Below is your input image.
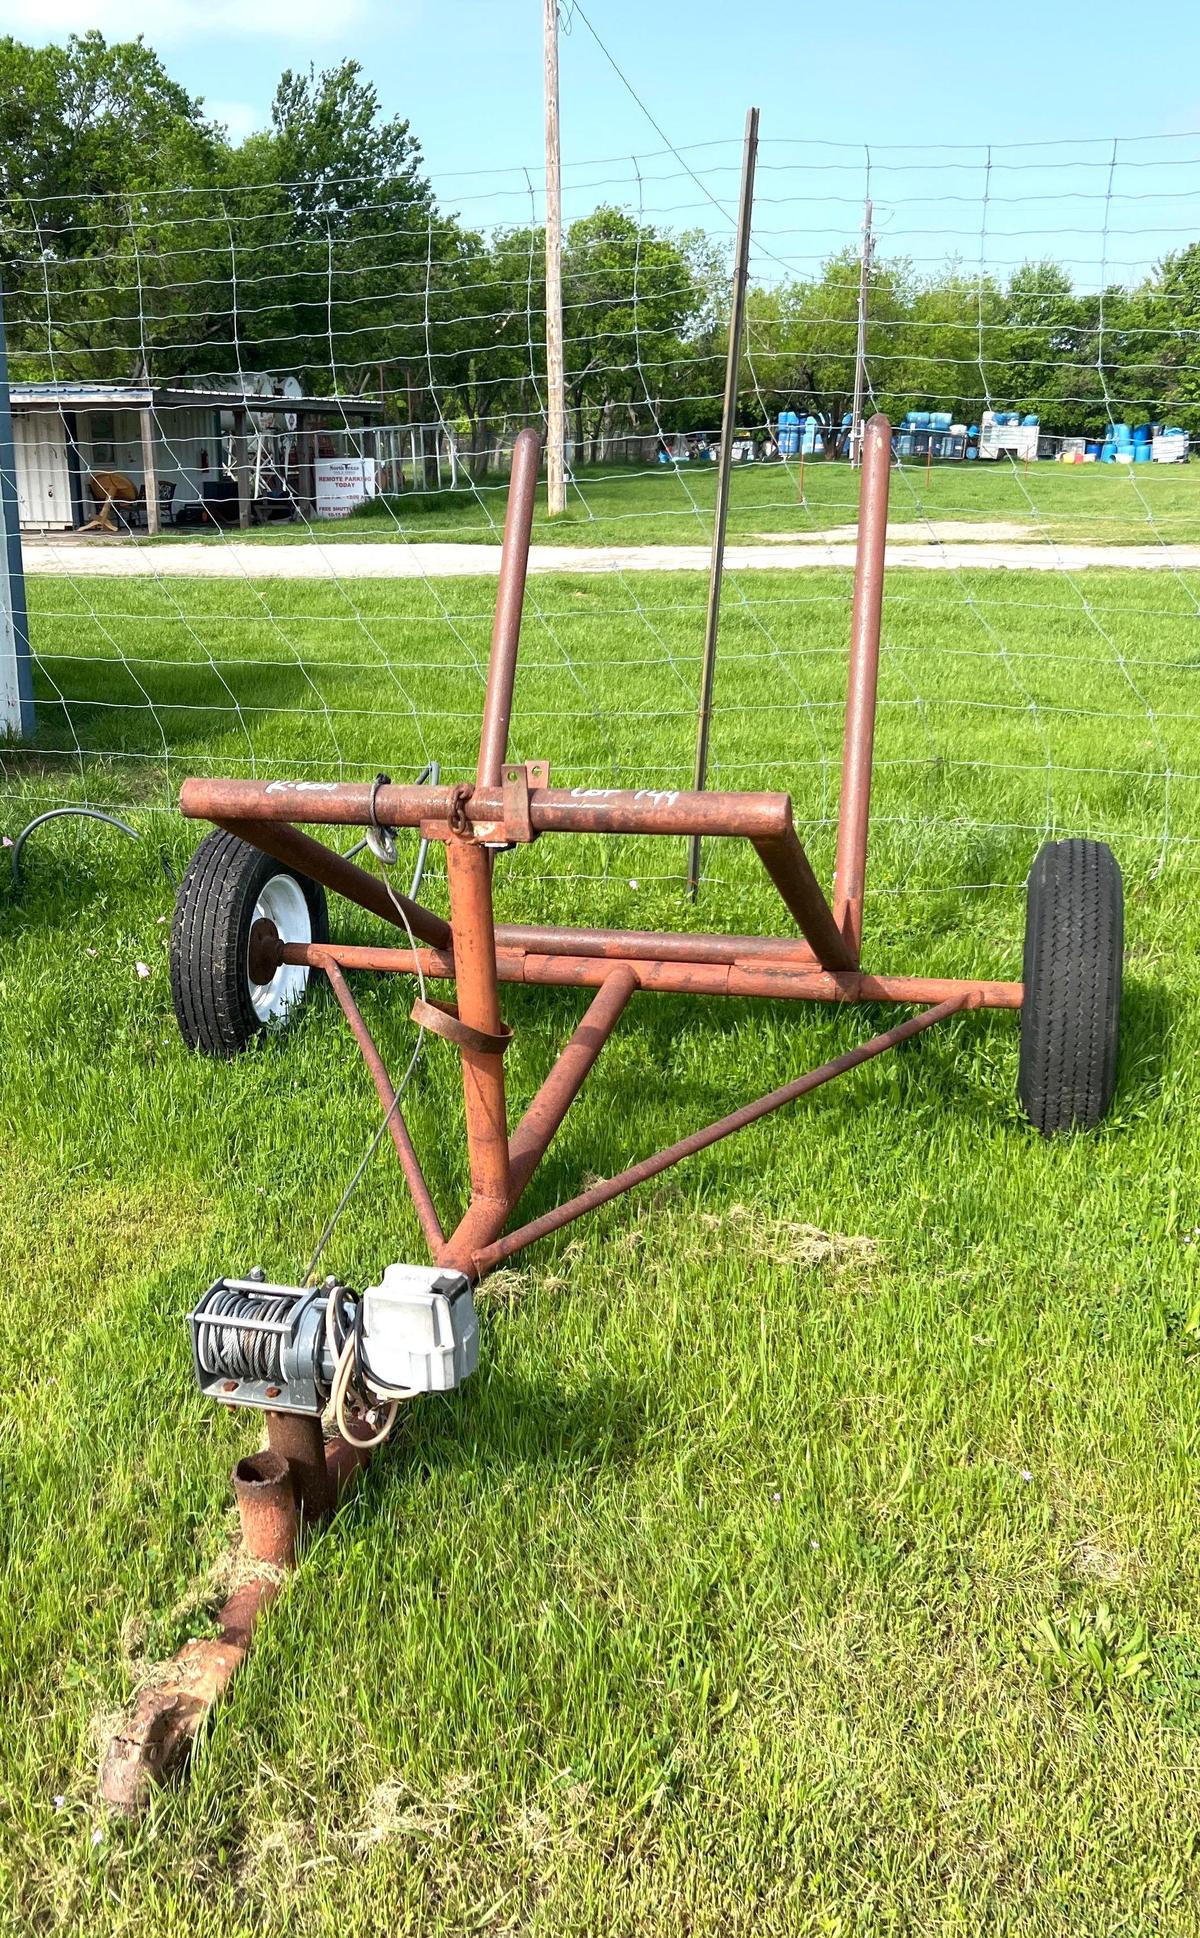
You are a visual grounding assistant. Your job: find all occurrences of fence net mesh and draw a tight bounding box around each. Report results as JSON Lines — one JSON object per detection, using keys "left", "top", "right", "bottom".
{"left": 4, "top": 128, "right": 1200, "bottom": 929}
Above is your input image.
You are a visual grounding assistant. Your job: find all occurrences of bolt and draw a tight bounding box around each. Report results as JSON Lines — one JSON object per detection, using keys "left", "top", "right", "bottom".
{"left": 249, "top": 1265, "right": 266, "bottom": 1283}
{"left": 222, "top": 1379, "right": 238, "bottom": 1393}
{"left": 265, "top": 1385, "right": 281, "bottom": 1399}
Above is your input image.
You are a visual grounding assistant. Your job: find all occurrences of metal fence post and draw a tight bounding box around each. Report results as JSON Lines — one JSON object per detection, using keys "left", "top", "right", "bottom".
{"left": 686, "top": 106, "right": 759, "bottom": 901}
{"left": 0, "top": 283, "right": 33, "bottom": 736}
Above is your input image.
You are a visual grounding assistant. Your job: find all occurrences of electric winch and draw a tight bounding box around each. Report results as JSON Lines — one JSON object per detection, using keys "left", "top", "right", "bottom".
{"left": 189, "top": 1263, "right": 479, "bottom": 1443}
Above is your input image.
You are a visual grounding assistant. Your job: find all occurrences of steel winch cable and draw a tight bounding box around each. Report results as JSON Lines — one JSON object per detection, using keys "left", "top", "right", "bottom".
{"left": 299, "top": 788, "right": 431, "bottom": 1293}
{"left": 195, "top": 1284, "right": 295, "bottom": 1385}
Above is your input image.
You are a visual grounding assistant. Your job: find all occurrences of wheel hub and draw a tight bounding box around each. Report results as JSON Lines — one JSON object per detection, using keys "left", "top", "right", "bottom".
{"left": 247, "top": 916, "right": 282, "bottom": 985}
{"left": 247, "top": 872, "right": 314, "bottom": 1023}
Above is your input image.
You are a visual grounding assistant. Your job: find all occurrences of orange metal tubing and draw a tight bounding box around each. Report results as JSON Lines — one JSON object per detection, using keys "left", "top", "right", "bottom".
{"left": 493, "top": 923, "right": 815, "bottom": 967}
{"left": 443, "top": 836, "right": 511, "bottom": 1215}
{"left": 473, "top": 996, "right": 967, "bottom": 1273}
{"left": 477, "top": 427, "right": 540, "bottom": 788}
{"left": 751, "top": 827, "right": 857, "bottom": 969}
{"left": 506, "top": 966, "right": 638, "bottom": 1199}
{"left": 279, "top": 938, "right": 1022, "bottom": 1011}
{"left": 183, "top": 779, "right": 796, "bottom": 843}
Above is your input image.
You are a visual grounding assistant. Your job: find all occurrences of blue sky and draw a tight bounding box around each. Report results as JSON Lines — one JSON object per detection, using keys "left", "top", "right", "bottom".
{"left": 3, "top": 0, "right": 1200, "bottom": 285}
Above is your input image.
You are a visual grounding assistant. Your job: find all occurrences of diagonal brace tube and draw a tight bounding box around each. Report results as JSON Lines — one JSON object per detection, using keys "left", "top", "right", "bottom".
{"left": 506, "top": 967, "right": 638, "bottom": 1201}
{"left": 473, "top": 996, "right": 967, "bottom": 1273}
{"left": 752, "top": 827, "right": 857, "bottom": 970}
{"left": 218, "top": 815, "right": 451, "bottom": 951}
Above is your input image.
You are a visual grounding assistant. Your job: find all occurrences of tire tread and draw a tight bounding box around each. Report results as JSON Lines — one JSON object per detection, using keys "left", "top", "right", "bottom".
{"left": 170, "top": 829, "right": 328, "bottom": 1056}
{"left": 1017, "top": 837, "right": 1122, "bottom": 1135}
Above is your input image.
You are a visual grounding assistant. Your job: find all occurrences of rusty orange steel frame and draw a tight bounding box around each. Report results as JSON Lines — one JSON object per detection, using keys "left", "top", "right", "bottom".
{"left": 98, "top": 413, "right": 1028, "bottom": 1813}
{"left": 181, "top": 417, "right": 1022, "bottom": 1287}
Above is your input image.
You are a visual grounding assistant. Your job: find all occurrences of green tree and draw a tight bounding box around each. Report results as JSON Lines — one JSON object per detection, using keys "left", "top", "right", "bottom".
{"left": 562, "top": 207, "right": 710, "bottom": 457}
{"left": 0, "top": 31, "right": 225, "bottom": 378}
{"left": 741, "top": 250, "right": 912, "bottom": 443}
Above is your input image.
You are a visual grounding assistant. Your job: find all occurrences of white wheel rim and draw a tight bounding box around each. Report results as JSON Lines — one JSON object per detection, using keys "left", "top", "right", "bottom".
{"left": 248, "top": 873, "right": 312, "bottom": 1023}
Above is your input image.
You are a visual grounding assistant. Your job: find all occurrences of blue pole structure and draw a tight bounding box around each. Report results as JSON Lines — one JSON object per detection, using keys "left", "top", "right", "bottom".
{"left": 0, "top": 282, "right": 33, "bottom": 735}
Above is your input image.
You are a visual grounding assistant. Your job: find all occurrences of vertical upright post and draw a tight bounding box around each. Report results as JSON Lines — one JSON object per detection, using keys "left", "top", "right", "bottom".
{"left": 444, "top": 837, "right": 512, "bottom": 1217}
{"left": 850, "top": 198, "right": 873, "bottom": 468}
{"left": 832, "top": 413, "right": 891, "bottom": 963}
{"left": 543, "top": 0, "right": 567, "bottom": 518}
{"left": 233, "top": 407, "right": 251, "bottom": 530}
{"left": 686, "top": 105, "right": 759, "bottom": 901}
{"left": 0, "top": 284, "right": 33, "bottom": 736}
{"left": 139, "top": 406, "right": 160, "bottom": 536}
{"left": 476, "top": 426, "right": 540, "bottom": 788}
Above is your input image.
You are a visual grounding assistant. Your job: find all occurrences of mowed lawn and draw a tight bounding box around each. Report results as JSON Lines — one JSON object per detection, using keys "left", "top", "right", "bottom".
{"left": 146, "top": 451, "right": 1200, "bottom": 550}
{"left": 3, "top": 562, "right": 1200, "bottom": 1933}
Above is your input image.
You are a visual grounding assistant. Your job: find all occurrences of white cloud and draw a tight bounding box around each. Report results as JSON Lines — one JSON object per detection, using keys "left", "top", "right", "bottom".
{"left": 0, "top": 0, "right": 368, "bottom": 38}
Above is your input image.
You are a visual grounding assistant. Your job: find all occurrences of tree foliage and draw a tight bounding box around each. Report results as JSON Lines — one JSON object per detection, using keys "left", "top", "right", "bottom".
{"left": 1, "top": 30, "right": 1198, "bottom": 450}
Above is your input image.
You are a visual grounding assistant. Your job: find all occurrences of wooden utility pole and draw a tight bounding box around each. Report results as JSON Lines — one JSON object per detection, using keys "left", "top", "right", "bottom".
{"left": 686, "top": 106, "right": 760, "bottom": 901}
{"left": 850, "top": 198, "right": 873, "bottom": 467}
{"left": 543, "top": 0, "right": 567, "bottom": 516}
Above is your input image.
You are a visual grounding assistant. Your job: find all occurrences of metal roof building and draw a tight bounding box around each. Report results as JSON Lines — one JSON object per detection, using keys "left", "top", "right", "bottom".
{"left": 10, "top": 380, "right": 386, "bottom": 533}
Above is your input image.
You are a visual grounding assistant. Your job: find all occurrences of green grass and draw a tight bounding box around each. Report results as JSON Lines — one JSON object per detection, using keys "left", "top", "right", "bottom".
{"left": 3, "top": 565, "right": 1200, "bottom": 1933}
{"left": 147, "top": 455, "right": 1200, "bottom": 550}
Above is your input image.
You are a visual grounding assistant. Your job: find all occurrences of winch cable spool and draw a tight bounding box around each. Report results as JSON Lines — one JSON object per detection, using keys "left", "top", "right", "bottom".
{"left": 195, "top": 1281, "right": 298, "bottom": 1387}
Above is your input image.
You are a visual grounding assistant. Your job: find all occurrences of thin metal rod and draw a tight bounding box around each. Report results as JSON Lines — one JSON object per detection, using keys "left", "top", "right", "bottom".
{"left": 477, "top": 426, "right": 540, "bottom": 788}
{"left": 320, "top": 957, "right": 445, "bottom": 1253}
{"left": 687, "top": 104, "right": 760, "bottom": 902}
{"left": 279, "top": 938, "right": 1023, "bottom": 1011}
{"left": 215, "top": 815, "right": 451, "bottom": 950}
{"left": 849, "top": 198, "right": 873, "bottom": 467}
{"left": 474, "top": 996, "right": 967, "bottom": 1271}
{"left": 832, "top": 411, "right": 891, "bottom": 961}
{"left": 506, "top": 967, "right": 637, "bottom": 1200}
{"left": 751, "top": 828, "right": 857, "bottom": 970}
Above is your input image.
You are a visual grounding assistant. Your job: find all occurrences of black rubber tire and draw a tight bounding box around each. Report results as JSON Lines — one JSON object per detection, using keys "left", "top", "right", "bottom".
{"left": 1017, "top": 837, "right": 1123, "bottom": 1136}
{"left": 170, "top": 828, "right": 328, "bottom": 1057}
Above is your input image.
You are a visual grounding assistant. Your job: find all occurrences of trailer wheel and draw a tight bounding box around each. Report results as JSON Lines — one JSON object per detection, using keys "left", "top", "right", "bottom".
{"left": 1018, "top": 837, "right": 1122, "bottom": 1136}
{"left": 171, "top": 829, "right": 329, "bottom": 1056}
